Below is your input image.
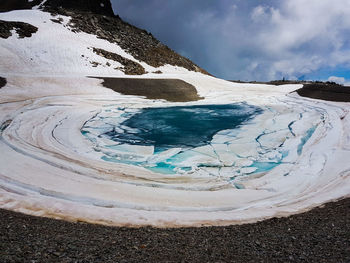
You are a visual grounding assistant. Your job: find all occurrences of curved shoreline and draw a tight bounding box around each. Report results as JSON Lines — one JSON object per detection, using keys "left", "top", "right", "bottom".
{"left": 0, "top": 75, "right": 349, "bottom": 228}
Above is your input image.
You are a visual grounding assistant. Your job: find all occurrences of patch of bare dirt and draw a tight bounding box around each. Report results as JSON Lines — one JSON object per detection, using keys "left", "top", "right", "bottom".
{"left": 95, "top": 77, "right": 203, "bottom": 102}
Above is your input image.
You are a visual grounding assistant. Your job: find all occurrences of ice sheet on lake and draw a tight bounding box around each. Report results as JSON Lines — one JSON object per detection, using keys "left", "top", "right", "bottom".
{"left": 81, "top": 101, "right": 323, "bottom": 183}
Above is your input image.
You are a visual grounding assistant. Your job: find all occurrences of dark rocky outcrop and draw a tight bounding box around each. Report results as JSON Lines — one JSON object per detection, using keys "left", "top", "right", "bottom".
{"left": 0, "top": 0, "right": 42, "bottom": 12}
{"left": 44, "top": 0, "right": 114, "bottom": 17}
{"left": 230, "top": 79, "right": 350, "bottom": 102}
{"left": 0, "top": 0, "right": 114, "bottom": 16}
{"left": 0, "top": 20, "right": 38, "bottom": 39}
{"left": 297, "top": 83, "right": 350, "bottom": 102}
{"left": 92, "top": 47, "right": 146, "bottom": 75}
{"left": 56, "top": 9, "right": 209, "bottom": 75}
{"left": 0, "top": 77, "right": 6, "bottom": 89}
{"left": 50, "top": 17, "right": 64, "bottom": 24}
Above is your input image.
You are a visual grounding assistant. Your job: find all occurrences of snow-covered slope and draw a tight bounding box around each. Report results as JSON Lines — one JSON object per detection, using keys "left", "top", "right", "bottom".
{"left": 0, "top": 9, "right": 195, "bottom": 76}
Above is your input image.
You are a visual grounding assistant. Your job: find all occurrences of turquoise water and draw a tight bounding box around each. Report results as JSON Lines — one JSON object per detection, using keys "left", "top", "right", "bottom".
{"left": 83, "top": 103, "right": 319, "bottom": 177}
{"left": 297, "top": 126, "right": 317, "bottom": 155}
{"left": 105, "top": 104, "right": 262, "bottom": 150}
{"left": 249, "top": 161, "right": 281, "bottom": 173}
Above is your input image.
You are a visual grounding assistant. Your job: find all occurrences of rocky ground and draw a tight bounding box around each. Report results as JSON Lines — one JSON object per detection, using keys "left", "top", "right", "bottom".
{"left": 0, "top": 20, "right": 38, "bottom": 39}
{"left": 0, "top": 0, "right": 210, "bottom": 76}
{"left": 231, "top": 80, "right": 350, "bottom": 102}
{"left": 0, "top": 0, "right": 113, "bottom": 15}
{"left": 0, "top": 0, "right": 43, "bottom": 12}
{"left": 0, "top": 77, "right": 6, "bottom": 88}
{"left": 1, "top": 198, "right": 349, "bottom": 262}
{"left": 92, "top": 48, "right": 146, "bottom": 75}
{"left": 296, "top": 83, "right": 350, "bottom": 102}
{"left": 45, "top": 7, "right": 209, "bottom": 75}
{"left": 44, "top": 0, "right": 114, "bottom": 16}
{"left": 96, "top": 77, "right": 203, "bottom": 102}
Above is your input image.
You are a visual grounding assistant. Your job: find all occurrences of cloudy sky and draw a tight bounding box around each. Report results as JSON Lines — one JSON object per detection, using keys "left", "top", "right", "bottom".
{"left": 112, "top": 0, "right": 350, "bottom": 83}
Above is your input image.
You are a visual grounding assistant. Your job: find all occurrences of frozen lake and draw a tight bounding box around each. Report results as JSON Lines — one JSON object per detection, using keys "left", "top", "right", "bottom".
{"left": 105, "top": 104, "right": 262, "bottom": 149}
{"left": 81, "top": 101, "right": 319, "bottom": 184}
{"left": 1, "top": 75, "right": 349, "bottom": 227}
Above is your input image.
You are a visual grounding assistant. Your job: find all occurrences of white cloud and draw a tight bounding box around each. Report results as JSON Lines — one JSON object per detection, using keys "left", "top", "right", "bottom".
{"left": 328, "top": 76, "right": 345, "bottom": 84}
{"left": 208, "top": 0, "right": 350, "bottom": 80}
{"left": 251, "top": 5, "right": 269, "bottom": 22}
{"left": 249, "top": 0, "right": 350, "bottom": 79}
{"left": 115, "top": 0, "right": 350, "bottom": 80}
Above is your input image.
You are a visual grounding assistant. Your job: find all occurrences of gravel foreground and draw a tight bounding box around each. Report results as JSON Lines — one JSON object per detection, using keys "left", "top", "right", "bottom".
{"left": 1, "top": 199, "right": 349, "bottom": 262}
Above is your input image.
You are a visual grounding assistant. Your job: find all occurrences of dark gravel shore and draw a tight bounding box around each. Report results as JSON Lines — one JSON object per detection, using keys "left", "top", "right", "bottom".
{"left": 1, "top": 198, "right": 349, "bottom": 262}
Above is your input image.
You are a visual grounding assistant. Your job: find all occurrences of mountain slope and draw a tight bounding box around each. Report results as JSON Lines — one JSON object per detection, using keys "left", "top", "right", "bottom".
{"left": 44, "top": 0, "right": 114, "bottom": 16}
{"left": 0, "top": 0, "right": 43, "bottom": 12}
{"left": 0, "top": 0, "right": 114, "bottom": 16}
{"left": 0, "top": 0, "right": 209, "bottom": 76}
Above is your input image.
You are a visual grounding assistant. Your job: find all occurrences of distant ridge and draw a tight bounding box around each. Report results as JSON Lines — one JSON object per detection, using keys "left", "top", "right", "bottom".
{"left": 0, "top": 0, "right": 114, "bottom": 16}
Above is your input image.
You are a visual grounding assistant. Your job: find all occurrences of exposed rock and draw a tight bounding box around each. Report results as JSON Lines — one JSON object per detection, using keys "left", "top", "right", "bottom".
{"left": 0, "top": 20, "right": 38, "bottom": 39}
{"left": 297, "top": 83, "right": 350, "bottom": 102}
{"left": 0, "top": 0, "right": 42, "bottom": 12}
{"left": 50, "top": 17, "right": 64, "bottom": 24}
{"left": 0, "top": 0, "right": 210, "bottom": 74}
{"left": 44, "top": 0, "right": 114, "bottom": 17}
{"left": 0, "top": 77, "right": 6, "bottom": 89}
{"left": 45, "top": 7, "right": 210, "bottom": 75}
{"left": 92, "top": 47, "right": 146, "bottom": 75}
{"left": 0, "top": 0, "right": 114, "bottom": 16}
{"left": 89, "top": 61, "right": 101, "bottom": 67}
